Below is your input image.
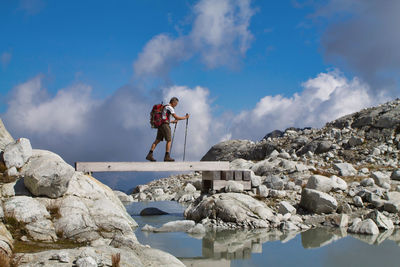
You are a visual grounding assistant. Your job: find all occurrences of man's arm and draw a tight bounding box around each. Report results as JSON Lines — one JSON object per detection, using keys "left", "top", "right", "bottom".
{"left": 172, "top": 113, "right": 190, "bottom": 122}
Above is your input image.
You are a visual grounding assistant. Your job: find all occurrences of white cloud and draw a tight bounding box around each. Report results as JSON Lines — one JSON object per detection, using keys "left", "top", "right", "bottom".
{"left": 191, "top": 0, "right": 255, "bottom": 68}
{"left": 5, "top": 76, "right": 98, "bottom": 136}
{"left": 162, "top": 85, "right": 225, "bottom": 160}
{"left": 229, "top": 70, "right": 389, "bottom": 140}
{"left": 133, "top": 34, "right": 187, "bottom": 79}
{"left": 1, "top": 52, "right": 12, "bottom": 69}
{"left": 133, "top": 0, "right": 255, "bottom": 79}
{"left": 3, "top": 76, "right": 222, "bottom": 163}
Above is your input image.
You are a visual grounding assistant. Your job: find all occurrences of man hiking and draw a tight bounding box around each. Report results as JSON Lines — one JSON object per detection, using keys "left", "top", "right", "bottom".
{"left": 146, "top": 97, "right": 190, "bottom": 162}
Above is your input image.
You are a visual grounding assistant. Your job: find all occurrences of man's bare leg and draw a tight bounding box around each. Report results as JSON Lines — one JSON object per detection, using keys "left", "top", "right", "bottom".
{"left": 164, "top": 141, "right": 175, "bottom": 161}
{"left": 146, "top": 140, "right": 160, "bottom": 162}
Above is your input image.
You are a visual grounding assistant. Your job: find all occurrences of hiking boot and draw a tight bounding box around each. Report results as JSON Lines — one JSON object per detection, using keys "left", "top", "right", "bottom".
{"left": 164, "top": 153, "right": 175, "bottom": 162}
{"left": 146, "top": 152, "right": 156, "bottom": 162}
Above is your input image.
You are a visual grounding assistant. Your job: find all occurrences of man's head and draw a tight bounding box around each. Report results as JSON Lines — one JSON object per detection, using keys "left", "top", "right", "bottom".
{"left": 169, "top": 97, "right": 179, "bottom": 107}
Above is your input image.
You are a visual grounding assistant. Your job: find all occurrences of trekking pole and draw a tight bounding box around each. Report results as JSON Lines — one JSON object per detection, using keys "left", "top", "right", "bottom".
{"left": 170, "top": 121, "right": 178, "bottom": 154}
{"left": 183, "top": 115, "right": 189, "bottom": 161}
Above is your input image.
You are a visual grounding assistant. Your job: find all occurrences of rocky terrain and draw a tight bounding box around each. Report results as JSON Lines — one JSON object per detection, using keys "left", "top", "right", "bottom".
{"left": 0, "top": 119, "right": 185, "bottom": 266}
{"left": 130, "top": 99, "right": 400, "bottom": 241}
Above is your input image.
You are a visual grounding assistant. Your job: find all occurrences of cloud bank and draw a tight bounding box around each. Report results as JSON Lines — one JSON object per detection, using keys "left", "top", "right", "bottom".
{"left": 229, "top": 70, "right": 388, "bottom": 140}
{"left": 133, "top": 0, "right": 255, "bottom": 79}
{"left": 314, "top": 0, "right": 400, "bottom": 93}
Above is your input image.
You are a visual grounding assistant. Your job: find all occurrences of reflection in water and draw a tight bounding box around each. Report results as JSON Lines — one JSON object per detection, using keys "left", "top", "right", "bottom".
{"left": 181, "top": 229, "right": 302, "bottom": 266}
{"left": 181, "top": 228, "right": 400, "bottom": 266}
{"left": 129, "top": 202, "right": 400, "bottom": 266}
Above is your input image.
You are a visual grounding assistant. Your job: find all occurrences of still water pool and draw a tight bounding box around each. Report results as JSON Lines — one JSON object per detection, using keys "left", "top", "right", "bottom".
{"left": 126, "top": 201, "right": 400, "bottom": 267}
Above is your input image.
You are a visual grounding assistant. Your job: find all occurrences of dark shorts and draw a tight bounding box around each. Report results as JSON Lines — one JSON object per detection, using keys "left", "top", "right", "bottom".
{"left": 156, "top": 123, "right": 172, "bottom": 142}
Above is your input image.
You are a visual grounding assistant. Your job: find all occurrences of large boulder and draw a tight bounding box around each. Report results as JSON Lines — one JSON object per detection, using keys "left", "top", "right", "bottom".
{"left": 0, "top": 119, "right": 13, "bottom": 150}
{"left": 140, "top": 207, "right": 169, "bottom": 216}
{"left": 3, "top": 138, "right": 32, "bottom": 169}
{"left": 22, "top": 150, "right": 75, "bottom": 198}
{"left": 300, "top": 188, "right": 337, "bottom": 214}
{"left": 142, "top": 220, "right": 196, "bottom": 233}
{"left": 201, "top": 139, "right": 276, "bottom": 161}
{"left": 306, "top": 175, "right": 333, "bottom": 192}
{"left": 201, "top": 140, "right": 255, "bottom": 161}
{"left": 53, "top": 173, "right": 138, "bottom": 243}
{"left": 184, "top": 193, "right": 274, "bottom": 228}
{"left": 3, "top": 196, "right": 57, "bottom": 241}
{"left": 348, "top": 219, "right": 379, "bottom": 235}
{"left": 366, "top": 210, "right": 394, "bottom": 230}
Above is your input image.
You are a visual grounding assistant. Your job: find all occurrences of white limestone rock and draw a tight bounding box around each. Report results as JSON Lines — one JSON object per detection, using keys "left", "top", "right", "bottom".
{"left": 371, "top": 171, "right": 390, "bottom": 187}
{"left": 22, "top": 150, "right": 75, "bottom": 198}
{"left": 333, "top": 163, "right": 357, "bottom": 177}
{"left": 185, "top": 193, "right": 273, "bottom": 228}
{"left": 3, "top": 138, "right": 32, "bottom": 169}
{"left": 366, "top": 210, "right": 394, "bottom": 230}
{"left": 278, "top": 201, "right": 296, "bottom": 215}
{"left": 348, "top": 219, "right": 379, "bottom": 235}
{"left": 305, "top": 175, "right": 333, "bottom": 192}
{"left": 300, "top": 188, "right": 337, "bottom": 214}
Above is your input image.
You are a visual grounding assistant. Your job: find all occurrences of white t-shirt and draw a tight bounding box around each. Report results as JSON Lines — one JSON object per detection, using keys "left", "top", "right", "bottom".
{"left": 162, "top": 105, "right": 175, "bottom": 122}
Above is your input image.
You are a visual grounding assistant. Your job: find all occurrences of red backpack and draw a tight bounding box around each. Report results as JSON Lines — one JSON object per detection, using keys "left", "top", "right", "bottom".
{"left": 150, "top": 103, "right": 168, "bottom": 128}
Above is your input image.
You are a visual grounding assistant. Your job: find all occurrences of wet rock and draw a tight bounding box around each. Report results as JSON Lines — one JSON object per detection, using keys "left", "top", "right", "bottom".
{"left": 348, "top": 219, "right": 379, "bottom": 235}
{"left": 187, "top": 223, "right": 206, "bottom": 235}
{"left": 281, "top": 221, "right": 300, "bottom": 231}
{"left": 300, "top": 188, "right": 337, "bottom": 214}
{"left": 185, "top": 193, "right": 273, "bottom": 228}
{"left": 144, "top": 220, "right": 196, "bottom": 233}
{"left": 333, "top": 163, "right": 357, "bottom": 177}
{"left": 3, "top": 138, "right": 32, "bottom": 169}
{"left": 332, "top": 214, "right": 349, "bottom": 228}
{"left": 140, "top": 207, "right": 169, "bottom": 216}
{"left": 366, "top": 210, "right": 394, "bottom": 230}
{"left": 113, "top": 190, "right": 134, "bottom": 203}
{"left": 22, "top": 150, "right": 75, "bottom": 198}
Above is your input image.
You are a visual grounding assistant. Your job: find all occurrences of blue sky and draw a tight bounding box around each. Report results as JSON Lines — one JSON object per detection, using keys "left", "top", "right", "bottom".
{"left": 1, "top": 0, "right": 400, "bottom": 159}
{"left": 1, "top": 0, "right": 399, "bottom": 189}
{"left": 1, "top": 0, "right": 328, "bottom": 112}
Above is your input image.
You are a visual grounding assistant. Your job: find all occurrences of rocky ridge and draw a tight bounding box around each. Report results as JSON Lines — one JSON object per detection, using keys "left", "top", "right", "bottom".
{"left": 131, "top": 99, "right": 400, "bottom": 240}
{"left": 0, "top": 119, "right": 184, "bottom": 266}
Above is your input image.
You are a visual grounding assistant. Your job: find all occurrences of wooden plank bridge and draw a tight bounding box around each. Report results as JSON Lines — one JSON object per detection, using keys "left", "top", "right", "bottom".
{"left": 75, "top": 161, "right": 230, "bottom": 173}
{"left": 74, "top": 161, "right": 252, "bottom": 191}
